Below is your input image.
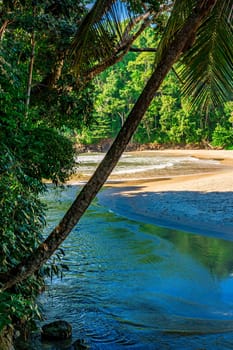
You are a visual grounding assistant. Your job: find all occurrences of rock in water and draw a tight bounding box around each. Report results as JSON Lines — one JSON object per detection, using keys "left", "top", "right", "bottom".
{"left": 41, "top": 320, "right": 72, "bottom": 340}
{"left": 70, "top": 339, "right": 89, "bottom": 349}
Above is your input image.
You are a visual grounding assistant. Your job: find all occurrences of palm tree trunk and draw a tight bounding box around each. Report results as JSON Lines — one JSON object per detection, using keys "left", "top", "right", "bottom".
{"left": 0, "top": 0, "right": 217, "bottom": 292}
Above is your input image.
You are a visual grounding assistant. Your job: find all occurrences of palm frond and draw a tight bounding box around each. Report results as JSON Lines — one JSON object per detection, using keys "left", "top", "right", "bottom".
{"left": 155, "top": 0, "right": 195, "bottom": 65}
{"left": 70, "top": 0, "right": 134, "bottom": 76}
{"left": 178, "top": 0, "right": 233, "bottom": 111}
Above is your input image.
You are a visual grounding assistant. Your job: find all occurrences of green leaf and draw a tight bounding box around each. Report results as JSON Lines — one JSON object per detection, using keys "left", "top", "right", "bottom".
{"left": 155, "top": 0, "right": 195, "bottom": 65}
{"left": 178, "top": 0, "right": 233, "bottom": 112}
{"left": 70, "top": 0, "right": 134, "bottom": 75}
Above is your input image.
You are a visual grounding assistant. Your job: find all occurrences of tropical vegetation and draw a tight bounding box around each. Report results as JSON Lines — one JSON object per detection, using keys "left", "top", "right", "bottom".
{"left": 0, "top": 0, "right": 232, "bottom": 345}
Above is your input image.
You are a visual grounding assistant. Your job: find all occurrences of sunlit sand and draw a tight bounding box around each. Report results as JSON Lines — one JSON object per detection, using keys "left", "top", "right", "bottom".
{"left": 96, "top": 150, "right": 233, "bottom": 239}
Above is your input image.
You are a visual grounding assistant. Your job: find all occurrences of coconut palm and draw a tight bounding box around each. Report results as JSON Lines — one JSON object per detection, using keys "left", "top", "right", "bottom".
{"left": 72, "top": 0, "right": 232, "bottom": 110}
{"left": 0, "top": 0, "right": 232, "bottom": 291}
{"left": 70, "top": 0, "right": 172, "bottom": 82}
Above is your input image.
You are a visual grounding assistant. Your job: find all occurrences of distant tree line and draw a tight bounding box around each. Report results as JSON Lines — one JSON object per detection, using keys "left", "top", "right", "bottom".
{"left": 79, "top": 27, "right": 233, "bottom": 148}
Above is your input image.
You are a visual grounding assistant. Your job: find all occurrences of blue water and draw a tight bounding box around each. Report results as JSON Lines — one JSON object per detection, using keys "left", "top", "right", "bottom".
{"left": 39, "top": 184, "right": 233, "bottom": 349}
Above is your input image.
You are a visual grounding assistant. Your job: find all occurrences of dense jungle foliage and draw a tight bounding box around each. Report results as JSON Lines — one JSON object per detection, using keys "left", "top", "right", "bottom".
{"left": 0, "top": 0, "right": 232, "bottom": 340}
{"left": 0, "top": 0, "right": 93, "bottom": 336}
{"left": 84, "top": 27, "right": 233, "bottom": 148}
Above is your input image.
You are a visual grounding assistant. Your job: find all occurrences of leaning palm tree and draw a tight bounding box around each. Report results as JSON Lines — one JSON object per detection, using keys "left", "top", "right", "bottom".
{"left": 0, "top": 0, "right": 232, "bottom": 291}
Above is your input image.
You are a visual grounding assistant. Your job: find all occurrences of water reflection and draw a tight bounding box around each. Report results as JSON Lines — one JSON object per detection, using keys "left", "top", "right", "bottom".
{"left": 40, "top": 185, "right": 233, "bottom": 349}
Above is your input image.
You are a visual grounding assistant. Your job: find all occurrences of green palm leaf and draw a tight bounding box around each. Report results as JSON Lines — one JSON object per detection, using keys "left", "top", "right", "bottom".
{"left": 70, "top": 0, "right": 134, "bottom": 75}
{"left": 178, "top": 0, "right": 233, "bottom": 111}
{"left": 155, "top": 0, "right": 195, "bottom": 64}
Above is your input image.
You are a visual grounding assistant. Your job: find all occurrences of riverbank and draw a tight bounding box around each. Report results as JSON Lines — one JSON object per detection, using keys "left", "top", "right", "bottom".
{"left": 38, "top": 149, "right": 233, "bottom": 350}
{"left": 97, "top": 149, "right": 233, "bottom": 240}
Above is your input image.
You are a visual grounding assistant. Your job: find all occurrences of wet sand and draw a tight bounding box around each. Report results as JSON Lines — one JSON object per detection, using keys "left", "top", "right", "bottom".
{"left": 97, "top": 150, "right": 233, "bottom": 240}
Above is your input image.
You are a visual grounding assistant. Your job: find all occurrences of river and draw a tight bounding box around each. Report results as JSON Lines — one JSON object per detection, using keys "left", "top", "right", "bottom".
{"left": 39, "top": 153, "right": 233, "bottom": 349}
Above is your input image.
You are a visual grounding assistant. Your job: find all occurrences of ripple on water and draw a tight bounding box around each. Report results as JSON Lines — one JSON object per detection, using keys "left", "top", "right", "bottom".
{"left": 39, "top": 166, "right": 233, "bottom": 349}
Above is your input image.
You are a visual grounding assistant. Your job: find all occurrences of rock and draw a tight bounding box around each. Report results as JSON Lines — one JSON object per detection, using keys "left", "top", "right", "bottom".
{"left": 14, "top": 332, "right": 43, "bottom": 350}
{"left": 69, "top": 339, "right": 89, "bottom": 349}
{"left": 42, "top": 320, "right": 72, "bottom": 341}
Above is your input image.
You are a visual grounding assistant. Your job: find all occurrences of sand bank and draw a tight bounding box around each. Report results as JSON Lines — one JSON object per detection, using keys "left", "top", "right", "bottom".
{"left": 98, "top": 150, "right": 233, "bottom": 240}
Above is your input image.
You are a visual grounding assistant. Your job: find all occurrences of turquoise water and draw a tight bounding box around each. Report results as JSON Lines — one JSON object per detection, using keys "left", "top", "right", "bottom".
{"left": 39, "top": 184, "right": 233, "bottom": 349}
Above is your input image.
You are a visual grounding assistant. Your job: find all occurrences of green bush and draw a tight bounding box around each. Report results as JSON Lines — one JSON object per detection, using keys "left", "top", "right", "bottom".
{"left": 18, "top": 127, "right": 76, "bottom": 183}
{"left": 211, "top": 124, "right": 233, "bottom": 148}
{"left": 0, "top": 146, "right": 46, "bottom": 333}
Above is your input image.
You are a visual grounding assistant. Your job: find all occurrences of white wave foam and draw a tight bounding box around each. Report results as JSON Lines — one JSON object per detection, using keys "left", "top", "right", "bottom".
{"left": 76, "top": 153, "right": 220, "bottom": 175}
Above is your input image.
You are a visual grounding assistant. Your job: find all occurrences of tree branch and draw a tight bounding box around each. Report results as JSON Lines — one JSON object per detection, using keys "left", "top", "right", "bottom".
{"left": 129, "top": 47, "right": 157, "bottom": 52}
{"left": 0, "top": 19, "right": 11, "bottom": 40}
{"left": 78, "top": 3, "right": 173, "bottom": 83}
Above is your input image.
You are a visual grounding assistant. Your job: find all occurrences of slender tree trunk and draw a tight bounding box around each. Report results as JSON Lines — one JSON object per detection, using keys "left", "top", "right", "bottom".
{"left": 25, "top": 31, "right": 36, "bottom": 113}
{"left": 0, "top": 20, "right": 10, "bottom": 41}
{"left": 0, "top": 0, "right": 217, "bottom": 292}
{"left": 32, "top": 50, "right": 65, "bottom": 93}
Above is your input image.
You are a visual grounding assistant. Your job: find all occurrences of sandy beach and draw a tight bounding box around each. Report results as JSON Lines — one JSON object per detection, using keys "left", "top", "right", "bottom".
{"left": 97, "top": 149, "right": 233, "bottom": 240}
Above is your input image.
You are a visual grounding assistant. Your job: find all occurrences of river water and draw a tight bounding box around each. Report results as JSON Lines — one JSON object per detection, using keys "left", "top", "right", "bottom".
{"left": 39, "top": 153, "right": 233, "bottom": 349}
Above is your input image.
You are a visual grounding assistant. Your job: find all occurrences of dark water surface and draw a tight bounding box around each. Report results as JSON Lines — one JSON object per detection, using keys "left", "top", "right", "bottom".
{"left": 39, "top": 184, "right": 233, "bottom": 349}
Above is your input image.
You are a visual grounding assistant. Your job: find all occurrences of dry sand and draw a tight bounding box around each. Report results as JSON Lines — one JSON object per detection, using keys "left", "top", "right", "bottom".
{"left": 98, "top": 150, "right": 233, "bottom": 240}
